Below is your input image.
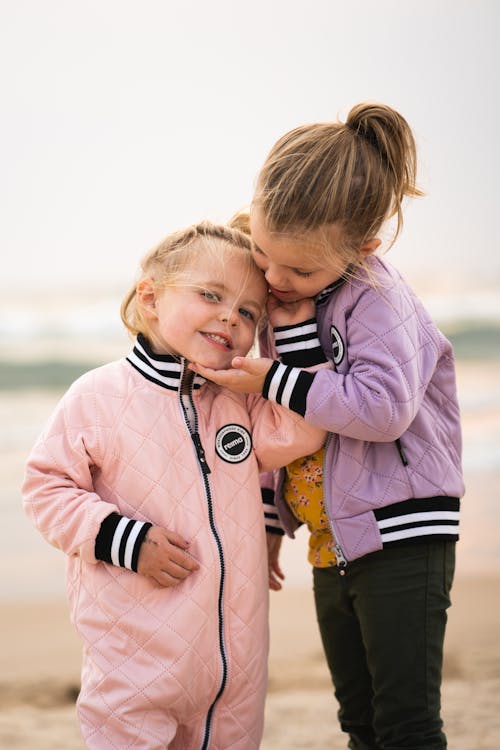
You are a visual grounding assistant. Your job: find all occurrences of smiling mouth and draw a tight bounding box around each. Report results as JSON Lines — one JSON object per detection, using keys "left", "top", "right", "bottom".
{"left": 202, "top": 332, "right": 233, "bottom": 350}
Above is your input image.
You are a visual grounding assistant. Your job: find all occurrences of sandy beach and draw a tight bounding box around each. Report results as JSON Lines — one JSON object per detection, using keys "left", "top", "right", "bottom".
{"left": 1, "top": 359, "right": 500, "bottom": 748}
{"left": 1, "top": 573, "right": 500, "bottom": 749}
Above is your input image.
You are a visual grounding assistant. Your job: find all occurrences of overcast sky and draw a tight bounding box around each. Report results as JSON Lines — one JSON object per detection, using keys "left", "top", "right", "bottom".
{"left": 1, "top": 0, "right": 499, "bottom": 299}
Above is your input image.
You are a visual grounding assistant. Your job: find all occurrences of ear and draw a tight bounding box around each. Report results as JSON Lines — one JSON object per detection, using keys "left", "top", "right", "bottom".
{"left": 359, "top": 238, "right": 381, "bottom": 257}
{"left": 136, "top": 278, "right": 158, "bottom": 320}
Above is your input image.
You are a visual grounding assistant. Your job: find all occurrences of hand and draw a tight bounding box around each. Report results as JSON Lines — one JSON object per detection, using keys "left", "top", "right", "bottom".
{"left": 137, "top": 526, "right": 199, "bottom": 587}
{"left": 267, "top": 293, "right": 316, "bottom": 328}
{"left": 190, "top": 356, "right": 274, "bottom": 394}
{"left": 267, "top": 532, "right": 285, "bottom": 591}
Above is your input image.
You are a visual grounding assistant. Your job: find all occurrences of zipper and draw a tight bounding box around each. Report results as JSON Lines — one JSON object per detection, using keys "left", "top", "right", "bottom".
{"left": 192, "top": 431, "right": 211, "bottom": 474}
{"left": 333, "top": 542, "right": 348, "bottom": 573}
{"left": 178, "top": 365, "right": 227, "bottom": 749}
{"left": 323, "top": 436, "right": 410, "bottom": 573}
{"left": 322, "top": 433, "right": 348, "bottom": 575}
{"left": 395, "top": 437, "right": 408, "bottom": 466}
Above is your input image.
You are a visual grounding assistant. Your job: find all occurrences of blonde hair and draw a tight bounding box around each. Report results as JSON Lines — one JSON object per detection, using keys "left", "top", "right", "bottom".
{"left": 121, "top": 220, "right": 254, "bottom": 338}
{"left": 253, "top": 102, "right": 423, "bottom": 274}
{"left": 228, "top": 207, "right": 251, "bottom": 236}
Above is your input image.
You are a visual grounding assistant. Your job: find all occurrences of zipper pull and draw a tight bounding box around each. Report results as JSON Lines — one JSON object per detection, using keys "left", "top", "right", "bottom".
{"left": 192, "top": 432, "right": 211, "bottom": 474}
{"left": 395, "top": 438, "right": 408, "bottom": 466}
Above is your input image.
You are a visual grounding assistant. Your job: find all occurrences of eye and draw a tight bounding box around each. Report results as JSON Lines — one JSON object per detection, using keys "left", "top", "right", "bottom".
{"left": 293, "top": 269, "right": 313, "bottom": 278}
{"left": 201, "top": 289, "right": 220, "bottom": 302}
{"left": 239, "top": 307, "right": 255, "bottom": 321}
{"left": 251, "top": 247, "right": 267, "bottom": 266}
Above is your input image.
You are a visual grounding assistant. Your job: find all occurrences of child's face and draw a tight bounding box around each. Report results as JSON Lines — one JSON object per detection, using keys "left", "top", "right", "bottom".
{"left": 250, "top": 207, "right": 346, "bottom": 303}
{"left": 141, "top": 251, "right": 267, "bottom": 369}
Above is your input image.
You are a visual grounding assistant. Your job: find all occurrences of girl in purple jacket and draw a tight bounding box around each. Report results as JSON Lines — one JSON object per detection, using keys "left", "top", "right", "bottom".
{"left": 192, "top": 103, "right": 465, "bottom": 750}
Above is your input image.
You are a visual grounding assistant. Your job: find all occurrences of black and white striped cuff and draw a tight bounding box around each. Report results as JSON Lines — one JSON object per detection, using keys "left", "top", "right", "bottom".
{"left": 374, "top": 497, "right": 460, "bottom": 546}
{"left": 262, "top": 361, "right": 315, "bottom": 417}
{"left": 262, "top": 487, "right": 284, "bottom": 535}
{"left": 95, "top": 513, "right": 152, "bottom": 572}
{"left": 273, "top": 318, "right": 327, "bottom": 366}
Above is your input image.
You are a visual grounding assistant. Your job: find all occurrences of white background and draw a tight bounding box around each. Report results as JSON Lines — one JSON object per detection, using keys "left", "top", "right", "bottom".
{"left": 1, "top": 0, "right": 499, "bottom": 299}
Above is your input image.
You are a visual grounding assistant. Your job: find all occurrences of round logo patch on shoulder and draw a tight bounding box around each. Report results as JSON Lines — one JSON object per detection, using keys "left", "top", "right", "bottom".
{"left": 215, "top": 424, "right": 252, "bottom": 463}
{"left": 330, "top": 325, "right": 345, "bottom": 366}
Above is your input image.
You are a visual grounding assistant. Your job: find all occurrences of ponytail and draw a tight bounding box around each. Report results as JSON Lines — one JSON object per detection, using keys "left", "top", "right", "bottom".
{"left": 346, "top": 103, "right": 423, "bottom": 240}
{"left": 254, "top": 102, "right": 423, "bottom": 265}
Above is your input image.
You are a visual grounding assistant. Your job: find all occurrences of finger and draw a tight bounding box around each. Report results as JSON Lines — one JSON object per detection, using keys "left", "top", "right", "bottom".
{"left": 194, "top": 367, "right": 249, "bottom": 388}
{"left": 189, "top": 363, "right": 225, "bottom": 380}
{"left": 269, "top": 574, "right": 283, "bottom": 591}
{"left": 188, "top": 362, "right": 204, "bottom": 375}
{"left": 164, "top": 529, "right": 191, "bottom": 550}
{"left": 270, "top": 561, "right": 285, "bottom": 580}
{"left": 165, "top": 547, "right": 199, "bottom": 572}
{"left": 196, "top": 370, "right": 233, "bottom": 386}
{"left": 231, "top": 356, "right": 249, "bottom": 370}
{"left": 160, "top": 559, "right": 197, "bottom": 579}
{"left": 189, "top": 363, "right": 222, "bottom": 379}
{"left": 231, "top": 357, "right": 269, "bottom": 374}
{"left": 150, "top": 570, "right": 187, "bottom": 588}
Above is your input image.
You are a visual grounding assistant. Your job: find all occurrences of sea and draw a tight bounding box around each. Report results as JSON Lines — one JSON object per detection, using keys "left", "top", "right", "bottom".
{"left": 1, "top": 288, "right": 500, "bottom": 600}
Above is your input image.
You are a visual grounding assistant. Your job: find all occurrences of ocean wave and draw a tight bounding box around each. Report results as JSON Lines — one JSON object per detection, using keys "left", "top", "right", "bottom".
{"left": 0, "top": 360, "right": 101, "bottom": 391}
{"left": 0, "top": 323, "right": 499, "bottom": 390}
{"left": 446, "top": 324, "right": 500, "bottom": 360}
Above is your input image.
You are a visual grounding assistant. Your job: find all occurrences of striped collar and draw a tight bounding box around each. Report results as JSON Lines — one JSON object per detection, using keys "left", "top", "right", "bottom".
{"left": 315, "top": 275, "right": 348, "bottom": 306}
{"left": 126, "top": 334, "right": 206, "bottom": 392}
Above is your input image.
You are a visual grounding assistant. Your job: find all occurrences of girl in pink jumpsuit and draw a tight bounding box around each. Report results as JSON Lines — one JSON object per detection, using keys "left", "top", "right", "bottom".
{"left": 22, "top": 221, "right": 326, "bottom": 749}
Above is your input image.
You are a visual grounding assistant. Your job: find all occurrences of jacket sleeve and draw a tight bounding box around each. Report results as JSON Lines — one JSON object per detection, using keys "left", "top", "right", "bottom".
{"left": 247, "top": 393, "right": 326, "bottom": 473}
{"left": 248, "top": 317, "right": 328, "bottom": 474}
{"left": 257, "top": 321, "right": 283, "bottom": 533}
{"left": 21, "top": 376, "right": 150, "bottom": 569}
{"left": 262, "top": 284, "right": 449, "bottom": 442}
{"left": 256, "top": 316, "right": 329, "bottom": 532}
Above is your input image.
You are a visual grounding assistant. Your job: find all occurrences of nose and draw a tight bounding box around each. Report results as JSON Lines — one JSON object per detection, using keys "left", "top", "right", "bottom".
{"left": 220, "top": 306, "right": 238, "bottom": 326}
{"left": 264, "top": 263, "right": 287, "bottom": 290}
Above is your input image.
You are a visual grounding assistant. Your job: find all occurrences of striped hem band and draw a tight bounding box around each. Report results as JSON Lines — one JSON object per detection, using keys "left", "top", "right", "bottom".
{"left": 375, "top": 497, "right": 460, "bottom": 546}
{"left": 263, "top": 487, "right": 284, "bottom": 534}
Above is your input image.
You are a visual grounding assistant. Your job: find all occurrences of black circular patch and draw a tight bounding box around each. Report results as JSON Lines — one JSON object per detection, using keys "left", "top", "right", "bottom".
{"left": 330, "top": 325, "right": 345, "bottom": 366}
{"left": 215, "top": 424, "right": 252, "bottom": 463}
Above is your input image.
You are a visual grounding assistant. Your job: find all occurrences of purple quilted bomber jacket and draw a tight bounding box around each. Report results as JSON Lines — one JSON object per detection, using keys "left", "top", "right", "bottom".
{"left": 262, "top": 255, "right": 465, "bottom": 566}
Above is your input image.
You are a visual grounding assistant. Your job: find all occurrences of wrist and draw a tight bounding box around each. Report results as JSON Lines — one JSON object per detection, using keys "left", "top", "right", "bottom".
{"left": 95, "top": 512, "right": 152, "bottom": 572}
{"left": 262, "top": 361, "right": 315, "bottom": 416}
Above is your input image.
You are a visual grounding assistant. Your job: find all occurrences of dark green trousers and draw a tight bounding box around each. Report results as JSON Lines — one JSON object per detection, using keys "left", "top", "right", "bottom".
{"left": 313, "top": 541, "right": 455, "bottom": 750}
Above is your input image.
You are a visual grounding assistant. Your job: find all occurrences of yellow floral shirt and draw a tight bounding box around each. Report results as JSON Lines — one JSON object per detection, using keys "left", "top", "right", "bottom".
{"left": 282, "top": 447, "right": 337, "bottom": 567}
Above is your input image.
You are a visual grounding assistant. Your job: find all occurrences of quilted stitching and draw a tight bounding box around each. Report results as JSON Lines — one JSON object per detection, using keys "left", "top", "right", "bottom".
{"left": 23, "top": 356, "right": 323, "bottom": 748}
{"left": 306, "top": 258, "right": 465, "bottom": 562}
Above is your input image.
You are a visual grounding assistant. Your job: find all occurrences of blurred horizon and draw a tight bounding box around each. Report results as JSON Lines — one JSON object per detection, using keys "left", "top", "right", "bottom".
{"left": 1, "top": 282, "right": 500, "bottom": 392}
